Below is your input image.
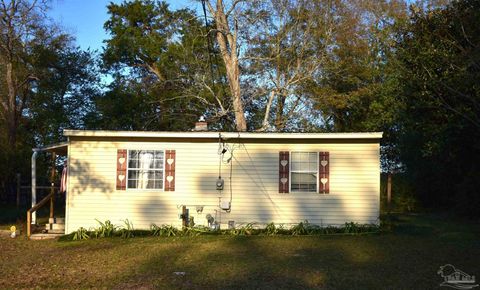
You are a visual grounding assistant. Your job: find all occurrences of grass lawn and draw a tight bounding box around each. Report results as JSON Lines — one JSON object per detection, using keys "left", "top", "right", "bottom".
{"left": 0, "top": 213, "right": 479, "bottom": 289}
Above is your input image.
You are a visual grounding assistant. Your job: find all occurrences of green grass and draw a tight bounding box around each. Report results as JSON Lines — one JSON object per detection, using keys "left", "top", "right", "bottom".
{"left": 0, "top": 213, "right": 479, "bottom": 289}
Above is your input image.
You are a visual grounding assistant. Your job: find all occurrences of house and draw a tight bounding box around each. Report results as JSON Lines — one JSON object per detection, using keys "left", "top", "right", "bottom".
{"left": 29, "top": 122, "right": 383, "bottom": 235}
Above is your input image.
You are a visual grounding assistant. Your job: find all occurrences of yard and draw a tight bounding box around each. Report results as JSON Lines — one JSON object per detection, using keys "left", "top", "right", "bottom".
{"left": 0, "top": 213, "right": 479, "bottom": 289}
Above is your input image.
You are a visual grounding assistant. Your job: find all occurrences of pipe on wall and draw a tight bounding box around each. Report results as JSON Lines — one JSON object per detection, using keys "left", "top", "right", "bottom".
{"left": 31, "top": 150, "right": 38, "bottom": 224}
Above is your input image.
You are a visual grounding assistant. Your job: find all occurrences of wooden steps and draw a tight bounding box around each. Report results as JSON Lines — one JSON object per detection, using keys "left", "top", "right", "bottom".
{"left": 29, "top": 233, "right": 64, "bottom": 240}
{"left": 30, "top": 217, "right": 65, "bottom": 240}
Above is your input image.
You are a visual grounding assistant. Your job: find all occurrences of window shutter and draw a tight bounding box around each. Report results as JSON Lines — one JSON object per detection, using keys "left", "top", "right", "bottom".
{"left": 279, "top": 151, "right": 290, "bottom": 193}
{"left": 165, "top": 150, "right": 176, "bottom": 191}
{"left": 319, "top": 152, "right": 329, "bottom": 194}
{"left": 116, "top": 149, "right": 127, "bottom": 190}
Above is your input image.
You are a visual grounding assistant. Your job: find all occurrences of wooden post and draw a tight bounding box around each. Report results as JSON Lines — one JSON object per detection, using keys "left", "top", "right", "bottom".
{"left": 16, "top": 173, "right": 21, "bottom": 208}
{"left": 49, "top": 153, "right": 56, "bottom": 219}
{"left": 27, "top": 212, "right": 31, "bottom": 238}
{"left": 182, "top": 206, "right": 187, "bottom": 228}
{"left": 387, "top": 173, "right": 392, "bottom": 210}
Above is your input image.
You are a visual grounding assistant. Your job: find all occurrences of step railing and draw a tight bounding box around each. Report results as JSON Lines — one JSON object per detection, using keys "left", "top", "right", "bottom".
{"left": 27, "top": 190, "right": 56, "bottom": 238}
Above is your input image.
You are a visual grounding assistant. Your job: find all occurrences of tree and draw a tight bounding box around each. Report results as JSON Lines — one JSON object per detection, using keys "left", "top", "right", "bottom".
{"left": 395, "top": 0, "right": 480, "bottom": 216}
{"left": 205, "top": 0, "right": 408, "bottom": 133}
{"left": 241, "top": 0, "right": 336, "bottom": 131}
{"left": 0, "top": 0, "right": 99, "bottom": 199}
{"left": 204, "top": 0, "right": 247, "bottom": 131}
{"left": 0, "top": 0, "right": 70, "bottom": 147}
{"left": 28, "top": 47, "right": 99, "bottom": 145}
{"left": 301, "top": 0, "right": 407, "bottom": 132}
{"left": 102, "top": 0, "right": 231, "bottom": 130}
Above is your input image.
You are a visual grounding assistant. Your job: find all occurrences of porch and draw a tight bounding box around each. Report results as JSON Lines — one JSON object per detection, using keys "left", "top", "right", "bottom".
{"left": 27, "top": 142, "right": 68, "bottom": 239}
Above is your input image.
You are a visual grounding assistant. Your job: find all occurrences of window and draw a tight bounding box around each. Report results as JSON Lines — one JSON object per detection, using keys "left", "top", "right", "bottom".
{"left": 127, "top": 150, "right": 164, "bottom": 189}
{"left": 290, "top": 152, "right": 318, "bottom": 192}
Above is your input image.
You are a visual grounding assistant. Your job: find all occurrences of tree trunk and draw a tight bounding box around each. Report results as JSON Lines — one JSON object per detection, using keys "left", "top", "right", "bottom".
{"left": 275, "top": 95, "right": 286, "bottom": 130}
{"left": 259, "top": 90, "right": 276, "bottom": 131}
{"left": 207, "top": 0, "right": 247, "bottom": 132}
{"left": 5, "top": 62, "right": 18, "bottom": 147}
{"left": 225, "top": 57, "right": 247, "bottom": 131}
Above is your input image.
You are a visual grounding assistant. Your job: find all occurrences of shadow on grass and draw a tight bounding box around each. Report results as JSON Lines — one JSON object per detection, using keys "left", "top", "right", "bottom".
{"left": 2, "top": 212, "right": 480, "bottom": 289}
{"left": 111, "top": 213, "right": 480, "bottom": 289}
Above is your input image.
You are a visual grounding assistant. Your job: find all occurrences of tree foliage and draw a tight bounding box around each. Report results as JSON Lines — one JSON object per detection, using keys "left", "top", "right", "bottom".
{"left": 0, "top": 0, "right": 99, "bottom": 199}
{"left": 395, "top": 0, "right": 480, "bottom": 216}
{"left": 100, "top": 0, "right": 231, "bottom": 131}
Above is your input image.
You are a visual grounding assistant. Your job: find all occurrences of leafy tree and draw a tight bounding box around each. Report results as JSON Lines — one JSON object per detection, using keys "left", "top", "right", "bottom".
{"left": 242, "top": 0, "right": 336, "bottom": 131}
{"left": 101, "top": 0, "right": 229, "bottom": 131}
{"left": 28, "top": 47, "right": 99, "bottom": 145}
{"left": 0, "top": 0, "right": 99, "bottom": 200}
{"left": 395, "top": 0, "right": 480, "bottom": 216}
{"left": 304, "top": 0, "right": 407, "bottom": 133}
{"left": 0, "top": 0, "right": 70, "bottom": 147}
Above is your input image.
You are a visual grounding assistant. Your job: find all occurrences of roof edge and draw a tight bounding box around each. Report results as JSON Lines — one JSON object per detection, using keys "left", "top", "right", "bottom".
{"left": 64, "top": 130, "right": 383, "bottom": 140}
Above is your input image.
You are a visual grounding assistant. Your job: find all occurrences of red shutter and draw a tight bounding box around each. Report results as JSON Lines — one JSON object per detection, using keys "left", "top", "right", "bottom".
{"left": 116, "top": 149, "right": 127, "bottom": 190}
{"left": 279, "top": 151, "right": 290, "bottom": 193}
{"left": 164, "top": 150, "right": 176, "bottom": 191}
{"left": 319, "top": 152, "right": 330, "bottom": 194}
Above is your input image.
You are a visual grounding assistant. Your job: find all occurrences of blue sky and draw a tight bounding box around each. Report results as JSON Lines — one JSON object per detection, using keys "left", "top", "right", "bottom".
{"left": 48, "top": 0, "right": 200, "bottom": 51}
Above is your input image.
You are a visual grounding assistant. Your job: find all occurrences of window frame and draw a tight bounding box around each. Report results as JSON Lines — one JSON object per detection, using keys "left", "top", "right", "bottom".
{"left": 289, "top": 151, "right": 319, "bottom": 193}
{"left": 126, "top": 149, "right": 165, "bottom": 191}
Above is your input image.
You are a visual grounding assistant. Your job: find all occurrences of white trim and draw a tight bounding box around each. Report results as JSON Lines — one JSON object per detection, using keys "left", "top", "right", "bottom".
{"left": 33, "top": 142, "right": 68, "bottom": 155}
{"left": 126, "top": 149, "right": 165, "bottom": 191}
{"left": 65, "top": 139, "right": 71, "bottom": 233}
{"left": 289, "top": 151, "right": 319, "bottom": 193}
{"left": 64, "top": 130, "right": 382, "bottom": 140}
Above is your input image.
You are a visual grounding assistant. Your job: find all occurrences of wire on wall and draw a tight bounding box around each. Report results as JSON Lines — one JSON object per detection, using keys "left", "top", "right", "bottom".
{"left": 218, "top": 133, "right": 240, "bottom": 211}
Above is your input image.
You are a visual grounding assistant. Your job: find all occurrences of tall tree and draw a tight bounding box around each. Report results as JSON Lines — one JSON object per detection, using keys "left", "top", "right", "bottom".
{"left": 204, "top": 0, "right": 247, "bottom": 131}
{"left": 303, "top": 0, "right": 407, "bottom": 132}
{"left": 0, "top": 0, "right": 99, "bottom": 199}
{"left": 102, "top": 0, "right": 229, "bottom": 130}
{"left": 242, "top": 0, "right": 337, "bottom": 131}
{"left": 0, "top": 0, "right": 71, "bottom": 147}
{"left": 28, "top": 47, "right": 99, "bottom": 145}
{"left": 395, "top": 0, "right": 480, "bottom": 216}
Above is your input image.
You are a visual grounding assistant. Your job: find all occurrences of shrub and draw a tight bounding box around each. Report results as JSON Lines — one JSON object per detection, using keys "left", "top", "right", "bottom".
{"left": 93, "top": 219, "right": 117, "bottom": 238}
{"left": 64, "top": 220, "right": 380, "bottom": 241}
{"left": 72, "top": 227, "right": 89, "bottom": 240}
{"left": 264, "top": 222, "right": 278, "bottom": 236}
{"left": 291, "top": 220, "right": 309, "bottom": 235}
{"left": 119, "top": 219, "right": 134, "bottom": 239}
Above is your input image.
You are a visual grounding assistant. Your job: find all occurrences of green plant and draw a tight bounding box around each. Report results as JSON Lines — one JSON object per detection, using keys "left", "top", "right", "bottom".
{"left": 119, "top": 219, "right": 134, "bottom": 239}
{"left": 73, "top": 227, "right": 90, "bottom": 240}
{"left": 291, "top": 220, "right": 309, "bottom": 235}
{"left": 343, "top": 222, "right": 360, "bottom": 234}
{"left": 151, "top": 224, "right": 178, "bottom": 237}
{"left": 264, "top": 222, "right": 278, "bottom": 236}
{"left": 93, "top": 219, "right": 117, "bottom": 238}
{"left": 225, "top": 223, "right": 255, "bottom": 236}
{"left": 237, "top": 223, "right": 255, "bottom": 236}
{"left": 150, "top": 224, "right": 161, "bottom": 236}
{"left": 181, "top": 226, "right": 201, "bottom": 237}
{"left": 323, "top": 226, "right": 339, "bottom": 234}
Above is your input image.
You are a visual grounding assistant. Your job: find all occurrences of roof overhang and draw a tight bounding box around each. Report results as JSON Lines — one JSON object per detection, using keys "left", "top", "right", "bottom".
{"left": 64, "top": 130, "right": 382, "bottom": 141}
{"left": 33, "top": 142, "right": 68, "bottom": 156}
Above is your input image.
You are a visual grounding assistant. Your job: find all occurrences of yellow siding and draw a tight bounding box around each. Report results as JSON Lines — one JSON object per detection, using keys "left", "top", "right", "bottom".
{"left": 65, "top": 138, "right": 380, "bottom": 233}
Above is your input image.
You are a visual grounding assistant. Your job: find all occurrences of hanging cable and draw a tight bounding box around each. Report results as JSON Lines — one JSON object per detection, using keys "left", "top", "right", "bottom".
{"left": 201, "top": 0, "right": 217, "bottom": 90}
{"left": 200, "top": 0, "right": 227, "bottom": 117}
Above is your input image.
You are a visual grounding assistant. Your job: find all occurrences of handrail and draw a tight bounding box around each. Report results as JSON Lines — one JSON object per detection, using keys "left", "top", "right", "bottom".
{"left": 27, "top": 190, "right": 55, "bottom": 238}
